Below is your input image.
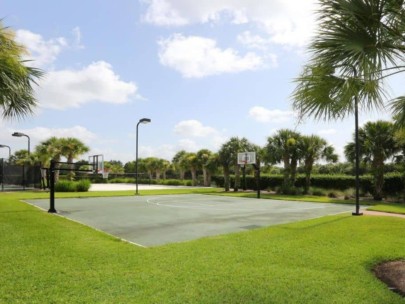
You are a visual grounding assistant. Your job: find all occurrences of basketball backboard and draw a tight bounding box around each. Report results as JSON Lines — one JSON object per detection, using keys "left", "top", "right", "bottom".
{"left": 237, "top": 152, "right": 256, "bottom": 165}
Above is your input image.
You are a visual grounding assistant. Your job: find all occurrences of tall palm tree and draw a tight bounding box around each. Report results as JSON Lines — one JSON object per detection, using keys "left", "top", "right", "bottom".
{"left": 264, "top": 129, "right": 303, "bottom": 192}
{"left": 292, "top": 0, "right": 405, "bottom": 212}
{"left": 344, "top": 120, "right": 399, "bottom": 200}
{"left": 183, "top": 152, "right": 199, "bottom": 186}
{"left": 218, "top": 137, "right": 256, "bottom": 192}
{"left": 0, "top": 22, "right": 44, "bottom": 119}
{"left": 172, "top": 150, "right": 187, "bottom": 180}
{"left": 300, "top": 135, "right": 338, "bottom": 194}
{"left": 35, "top": 137, "right": 64, "bottom": 182}
{"left": 196, "top": 149, "right": 212, "bottom": 187}
{"left": 60, "top": 137, "right": 90, "bottom": 180}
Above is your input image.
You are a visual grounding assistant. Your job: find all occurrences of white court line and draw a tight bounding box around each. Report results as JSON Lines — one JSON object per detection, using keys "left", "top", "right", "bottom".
{"left": 146, "top": 198, "right": 327, "bottom": 212}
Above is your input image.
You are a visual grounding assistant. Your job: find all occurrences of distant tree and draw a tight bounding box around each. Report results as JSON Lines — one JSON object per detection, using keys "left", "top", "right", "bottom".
{"left": 9, "top": 149, "right": 29, "bottom": 165}
{"left": 345, "top": 121, "right": 399, "bottom": 200}
{"left": 124, "top": 161, "right": 135, "bottom": 174}
{"left": 104, "top": 160, "right": 124, "bottom": 174}
{"left": 60, "top": 137, "right": 90, "bottom": 180}
{"left": 182, "top": 153, "right": 199, "bottom": 186}
{"left": 218, "top": 137, "right": 256, "bottom": 192}
{"left": 196, "top": 149, "right": 212, "bottom": 187}
{"left": 300, "top": 135, "right": 338, "bottom": 193}
{"left": 0, "top": 22, "right": 44, "bottom": 119}
{"left": 264, "top": 129, "right": 303, "bottom": 192}
{"left": 172, "top": 150, "right": 187, "bottom": 180}
{"left": 205, "top": 152, "right": 220, "bottom": 187}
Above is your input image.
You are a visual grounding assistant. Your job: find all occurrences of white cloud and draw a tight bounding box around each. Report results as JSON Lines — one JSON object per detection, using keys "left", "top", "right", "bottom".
{"left": 237, "top": 31, "right": 271, "bottom": 50}
{"left": 249, "top": 106, "right": 294, "bottom": 123}
{"left": 174, "top": 119, "right": 217, "bottom": 137}
{"left": 158, "top": 34, "right": 264, "bottom": 78}
{"left": 143, "top": 0, "right": 317, "bottom": 47}
{"left": 16, "top": 30, "right": 68, "bottom": 67}
{"left": 36, "top": 61, "right": 138, "bottom": 109}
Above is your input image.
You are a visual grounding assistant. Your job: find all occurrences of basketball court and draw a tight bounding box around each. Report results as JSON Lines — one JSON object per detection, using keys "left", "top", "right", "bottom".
{"left": 27, "top": 194, "right": 353, "bottom": 247}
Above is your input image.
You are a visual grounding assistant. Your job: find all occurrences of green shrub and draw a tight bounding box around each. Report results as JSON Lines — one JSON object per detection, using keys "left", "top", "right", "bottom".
{"left": 55, "top": 180, "right": 91, "bottom": 192}
{"left": 310, "top": 187, "right": 327, "bottom": 196}
{"left": 55, "top": 180, "right": 76, "bottom": 192}
{"left": 76, "top": 179, "right": 91, "bottom": 192}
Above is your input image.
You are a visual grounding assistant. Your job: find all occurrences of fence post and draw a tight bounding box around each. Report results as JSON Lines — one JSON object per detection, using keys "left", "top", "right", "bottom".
{"left": 48, "top": 160, "right": 57, "bottom": 213}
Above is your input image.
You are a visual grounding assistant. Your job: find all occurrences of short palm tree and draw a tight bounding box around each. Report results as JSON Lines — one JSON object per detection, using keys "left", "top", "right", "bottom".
{"left": 345, "top": 120, "right": 399, "bottom": 200}
{"left": 0, "top": 22, "right": 44, "bottom": 119}
{"left": 292, "top": 0, "right": 405, "bottom": 212}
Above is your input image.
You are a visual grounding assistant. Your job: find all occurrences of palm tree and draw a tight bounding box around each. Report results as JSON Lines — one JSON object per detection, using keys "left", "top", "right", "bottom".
{"left": 183, "top": 152, "right": 199, "bottom": 186}
{"left": 35, "top": 137, "right": 64, "bottom": 182}
{"left": 292, "top": 0, "right": 405, "bottom": 212}
{"left": 300, "top": 135, "right": 338, "bottom": 194}
{"left": 205, "top": 152, "right": 220, "bottom": 187}
{"left": 218, "top": 137, "right": 256, "bottom": 192}
{"left": 172, "top": 150, "right": 187, "bottom": 180}
{"left": 0, "top": 22, "right": 44, "bottom": 119}
{"left": 344, "top": 120, "right": 399, "bottom": 200}
{"left": 196, "top": 149, "right": 212, "bottom": 187}
{"left": 264, "top": 129, "right": 303, "bottom": 193}
{"left": 60, "top": 137, "right": 89, "bottom": 180}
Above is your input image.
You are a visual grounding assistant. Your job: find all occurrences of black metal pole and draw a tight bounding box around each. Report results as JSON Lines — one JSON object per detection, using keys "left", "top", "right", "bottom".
{"left": 353, "top": 95, "right": 363, "bottom": 216}
{"left": 135, "top": 121, "right": 140, "bottom": 195}
{"left": 1, "top": 158, "right": 4, "bottom": 192}
{"left": 48, "top": 160, "right": 57, "bottom": 213}
{"left": 242, "top": 165, "right": 246, "bottom": 191}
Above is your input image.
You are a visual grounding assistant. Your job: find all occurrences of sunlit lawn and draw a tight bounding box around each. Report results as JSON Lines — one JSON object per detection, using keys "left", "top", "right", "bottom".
{"left": 1, "top": 189, "right": 405, "bottom": 303}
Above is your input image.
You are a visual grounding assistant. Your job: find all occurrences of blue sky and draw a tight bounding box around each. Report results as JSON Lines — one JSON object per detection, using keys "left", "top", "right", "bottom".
{"left": 1, "top": 0, "right": 395, "bottom": 163}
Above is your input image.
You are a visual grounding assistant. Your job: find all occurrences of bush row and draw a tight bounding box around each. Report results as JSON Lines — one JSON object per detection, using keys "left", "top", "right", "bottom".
{"left": 55, "top": 179, "right": 91, "bottom": 192}
{"left": 211, "top": 174, "right": 405, "bottom": 195}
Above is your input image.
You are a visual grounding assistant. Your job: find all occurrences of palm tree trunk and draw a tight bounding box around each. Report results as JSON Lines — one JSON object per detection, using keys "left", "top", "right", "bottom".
{"left": 372, "top": 159, "right": 384, "bottom": 201}
{"left": 202, "top": 168, "right": 208, "bottom": 186}
{"left": 191, "top": 169, "right": 197, "bottom": 186}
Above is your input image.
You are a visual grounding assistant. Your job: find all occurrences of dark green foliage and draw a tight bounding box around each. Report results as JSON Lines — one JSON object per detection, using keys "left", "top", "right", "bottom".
{"left": 212, "top": 174, "right": 404, "bottom": 196}
{"left": 55, "top": 180, "right": 91, "bottom": 192}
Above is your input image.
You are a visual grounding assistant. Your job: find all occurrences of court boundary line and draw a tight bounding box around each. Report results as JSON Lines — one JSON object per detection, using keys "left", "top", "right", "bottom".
{"left": 146, "top": 196, "right": 333, "bottom": 212}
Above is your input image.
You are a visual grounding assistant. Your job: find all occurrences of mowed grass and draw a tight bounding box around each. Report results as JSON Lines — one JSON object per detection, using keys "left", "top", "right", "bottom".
{"left": 1, "top": 191, "right": 405, "bottom": 303}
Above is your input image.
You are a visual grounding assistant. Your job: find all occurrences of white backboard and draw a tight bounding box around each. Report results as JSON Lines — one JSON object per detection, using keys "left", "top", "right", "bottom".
{"left": 237, "top": 152, "right": 256, "bottom": 165}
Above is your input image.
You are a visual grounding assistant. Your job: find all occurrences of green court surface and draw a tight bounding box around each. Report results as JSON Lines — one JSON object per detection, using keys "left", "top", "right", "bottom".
{"left": 27, "top": 194, "right": 354, "bottom": 247}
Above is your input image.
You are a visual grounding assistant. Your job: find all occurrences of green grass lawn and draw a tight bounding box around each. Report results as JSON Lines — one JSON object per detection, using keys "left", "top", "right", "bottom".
{"left": 1, "top": 190, "right": 405, "bottom": 303}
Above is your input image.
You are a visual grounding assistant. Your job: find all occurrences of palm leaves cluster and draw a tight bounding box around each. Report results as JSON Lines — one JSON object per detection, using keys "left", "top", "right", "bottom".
{"left": 264, "top": 130, "right": 338, "bottom": 194}
{"left": 0, "top": 22, "right": 43, "bottom": 119}
{"left": 293, "top": 0, "right": 405, "bottom": 123}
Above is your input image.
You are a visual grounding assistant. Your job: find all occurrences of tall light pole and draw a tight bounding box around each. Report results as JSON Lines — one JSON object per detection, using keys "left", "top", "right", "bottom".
{"left": 0, "top": 144, "right": 11, "bottom": 159}
{"left": 135, "top": 118, "right": 151, "bottom": 195}
{"left": 12, "top": 132, "right": 30, "bottom": 190}
{"left": 12, "top": 132, "right": 30, "bottom": 155}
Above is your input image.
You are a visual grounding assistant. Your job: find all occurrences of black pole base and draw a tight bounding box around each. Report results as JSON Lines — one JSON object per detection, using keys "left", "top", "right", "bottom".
{"left": 48, "top": 208, "right": 57, "bottom": 213}
{"left": 352, "top": 212, "right": 363, "bottom": 216}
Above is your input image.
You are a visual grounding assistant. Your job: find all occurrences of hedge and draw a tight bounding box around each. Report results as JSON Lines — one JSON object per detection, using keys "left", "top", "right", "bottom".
{"left": 212, "top": 173, "right": 404, "bottom": 195}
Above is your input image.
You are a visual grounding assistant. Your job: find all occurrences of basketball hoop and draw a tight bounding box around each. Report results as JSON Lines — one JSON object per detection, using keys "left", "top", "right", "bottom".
{"left": 237, "top": 152, "right": 256, "bottom": 166}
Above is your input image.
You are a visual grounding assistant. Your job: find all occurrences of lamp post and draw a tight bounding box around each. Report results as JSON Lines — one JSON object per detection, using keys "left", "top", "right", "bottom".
{"left": 0, "top": 145, "right": 11, "bottom": 159}
{"left": 12, "top": 132, "right": 30, "bottom": 190}
{"left": 135, "top": 118, "right": 151, "bottom": 195}
{"left": 12, "top": 132, "right": 30, "bottom": 155}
